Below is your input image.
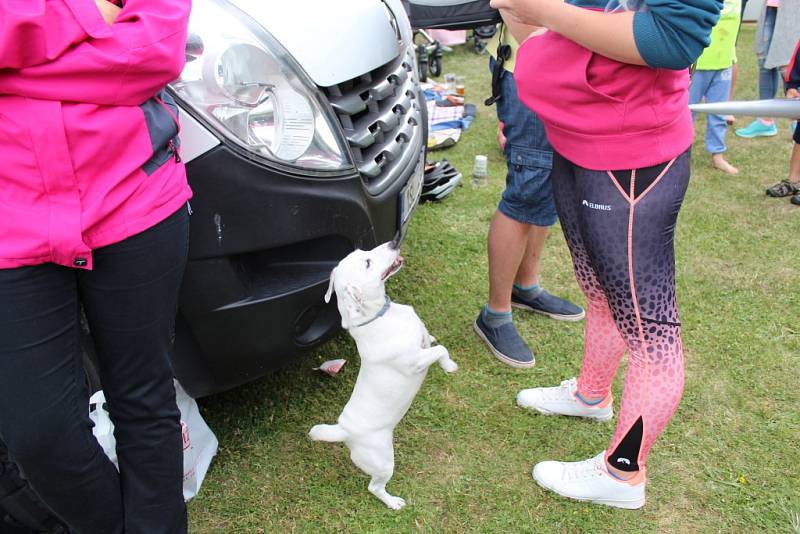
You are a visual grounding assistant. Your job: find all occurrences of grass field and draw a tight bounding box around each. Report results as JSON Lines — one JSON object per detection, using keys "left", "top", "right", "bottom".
{"left": 188, "top": 25, "right": 799, "bottom": 533}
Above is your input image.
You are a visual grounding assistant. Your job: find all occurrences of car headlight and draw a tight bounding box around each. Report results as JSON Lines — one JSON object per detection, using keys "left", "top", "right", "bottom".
{"left": 383, "top": 0, "right": 413, "bottom": 45}
{"left": 170, "top": 0, "right": 350, "bottom": 171}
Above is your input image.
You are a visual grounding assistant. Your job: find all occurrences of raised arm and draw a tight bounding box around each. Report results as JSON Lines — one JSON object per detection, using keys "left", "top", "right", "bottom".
{"left": 0, "top": 0, "right": 191, "bottom": 106}
{"left": 492, "top": 0, "right": 721, "bottom": 69}
{"left": 0, "top": 0, "right": 111, "bottom": 69}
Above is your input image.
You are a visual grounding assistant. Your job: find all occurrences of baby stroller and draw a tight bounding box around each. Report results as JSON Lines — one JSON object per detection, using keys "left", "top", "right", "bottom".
{"left": 402, "top": 1, "right": 501, "bottom": 80}
{"left": 414, "top": 29, "right": 444, "bottom": 82}
{"left": 402, "top": 0, "right": 501, "bottom": 30}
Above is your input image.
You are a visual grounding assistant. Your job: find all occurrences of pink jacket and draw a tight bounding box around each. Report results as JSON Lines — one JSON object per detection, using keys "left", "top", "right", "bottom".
{"left": 0, "top": 0, "right": 192, "bottom": 270}
{"left": 515, "top": 31, "right": 694, "bottom": 171}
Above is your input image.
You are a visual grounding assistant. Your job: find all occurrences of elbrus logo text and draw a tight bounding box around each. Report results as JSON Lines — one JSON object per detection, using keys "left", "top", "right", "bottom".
{"left": 581, "top": 200, "right": 612, "bottom": 211}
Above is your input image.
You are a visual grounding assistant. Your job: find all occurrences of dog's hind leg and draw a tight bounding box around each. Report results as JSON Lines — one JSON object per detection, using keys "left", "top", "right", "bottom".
{"left": 349, "top": 433, "right": 405, "bottom": 510}
{"left": 309, "top": 424, "right": 348, "bottom": 442}
{"left": 367, "top": 473, "right": 404, "bottom": 511}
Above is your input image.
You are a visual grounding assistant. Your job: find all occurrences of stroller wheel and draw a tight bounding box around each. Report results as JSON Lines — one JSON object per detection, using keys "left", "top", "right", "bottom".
{"left": 472, "top": 35, "right": 487, "bottom": 55}
{"left": 429, "top": 44, "right": 443, "bottom": 77}
{"left": 430, "top": 56, "right": 442, "bottom": 77}
{"left": 416, "top": 43, "right": 428, "bottom": 82}
{"left": 474, "top": 25, "right": 498, "bottom": 40}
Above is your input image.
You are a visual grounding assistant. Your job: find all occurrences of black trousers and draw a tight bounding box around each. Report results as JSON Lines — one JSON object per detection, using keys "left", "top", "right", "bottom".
{"left": 0, "top": 207, "right": 190, "bottom": 534}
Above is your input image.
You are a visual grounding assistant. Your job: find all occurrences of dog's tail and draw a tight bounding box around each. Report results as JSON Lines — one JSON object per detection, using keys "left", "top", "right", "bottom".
{"left": 308, "top": 424, "right": 348, "bottom": 443}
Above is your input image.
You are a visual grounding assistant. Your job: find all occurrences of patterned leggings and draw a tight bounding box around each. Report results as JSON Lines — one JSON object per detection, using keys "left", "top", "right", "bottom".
{"left": 552, "top": 149, "right": 691, "bottom": 472}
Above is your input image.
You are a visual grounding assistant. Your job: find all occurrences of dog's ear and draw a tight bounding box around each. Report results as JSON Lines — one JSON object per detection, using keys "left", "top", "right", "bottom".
{"left": 324, "top": 268, "right": 336, "bottom": 303}
{"left": 343, "top": 284, "right": 365, "bottom": 323}
{"left": 335, "top": 283, "right": 363, "bottom": 329}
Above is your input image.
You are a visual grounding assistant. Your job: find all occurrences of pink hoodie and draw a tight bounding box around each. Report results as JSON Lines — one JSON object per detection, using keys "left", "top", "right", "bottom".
{"left": 0, "top": 0, "right": 192, "bottom": 270}
{"left": 515, "top": 30, "right": 694, "bottom": 171}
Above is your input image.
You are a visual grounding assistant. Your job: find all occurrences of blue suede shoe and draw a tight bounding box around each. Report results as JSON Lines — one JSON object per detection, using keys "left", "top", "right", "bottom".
{"left": 473, "top": 312, "right": 534, "bottom": 368}
{"left": 512, "top": 289, "right": 585, "bottom": 321}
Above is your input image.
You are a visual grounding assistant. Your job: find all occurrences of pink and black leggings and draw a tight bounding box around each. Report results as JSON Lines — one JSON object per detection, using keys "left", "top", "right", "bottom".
{"left": 551, "top": 149, "right": 691, "bottom": 472}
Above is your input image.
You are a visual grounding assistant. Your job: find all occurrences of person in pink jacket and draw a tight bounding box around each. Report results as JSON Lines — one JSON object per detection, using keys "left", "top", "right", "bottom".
{"left": 0, "top": 1, "right": 191, "bottom": 532}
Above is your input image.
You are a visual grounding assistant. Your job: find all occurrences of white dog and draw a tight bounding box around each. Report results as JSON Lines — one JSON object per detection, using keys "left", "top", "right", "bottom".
{"left": 309, "top": 240, "right": 457, "bottom": 510}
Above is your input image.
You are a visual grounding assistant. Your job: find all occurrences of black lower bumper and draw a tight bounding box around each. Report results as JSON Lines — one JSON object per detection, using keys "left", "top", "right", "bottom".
{"left": 173, "top": 144, "right": 422, "bottom": 397}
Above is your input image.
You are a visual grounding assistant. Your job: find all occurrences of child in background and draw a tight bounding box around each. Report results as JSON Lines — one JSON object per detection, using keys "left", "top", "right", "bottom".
{"left": 689, "top": 0, "right": 742, "bottom": 175}
{"left": 473, "top": 22, "right": 585, "bottom": 370}
{"left": 735, "top": 0, "right": 800, "bottom": 138}
{"left": 765, "top": 39, "right": 800, "bottom": 205}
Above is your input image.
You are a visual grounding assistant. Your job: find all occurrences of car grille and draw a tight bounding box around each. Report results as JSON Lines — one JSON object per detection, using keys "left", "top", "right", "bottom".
{"left": 322, "top": 47, "right": 423, "bottom": 194}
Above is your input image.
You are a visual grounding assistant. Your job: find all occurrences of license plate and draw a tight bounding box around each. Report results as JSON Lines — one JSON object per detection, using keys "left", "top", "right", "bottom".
{"left": 400, "top": 159, "right": 424, "bottom": 228}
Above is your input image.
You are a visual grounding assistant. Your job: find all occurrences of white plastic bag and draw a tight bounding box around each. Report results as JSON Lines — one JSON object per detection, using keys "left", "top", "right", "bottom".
{"left": 89, "top": 390, "right": 117, "bottom": 467}
{"left": 174, "top": 380, "right": 218, "bottom": 501}
{"left": 89, "top": 380, "right": 219, "bottom": 501}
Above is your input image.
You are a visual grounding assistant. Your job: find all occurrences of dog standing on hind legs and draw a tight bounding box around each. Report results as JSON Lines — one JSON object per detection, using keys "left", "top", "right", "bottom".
{"left": 309, "top": 239, "right": 457, "bottom": 510}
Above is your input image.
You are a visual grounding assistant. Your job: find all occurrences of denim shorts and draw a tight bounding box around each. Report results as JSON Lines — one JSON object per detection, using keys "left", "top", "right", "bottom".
{"left": 490, "top": 57, "right": 557, "bottom": 227}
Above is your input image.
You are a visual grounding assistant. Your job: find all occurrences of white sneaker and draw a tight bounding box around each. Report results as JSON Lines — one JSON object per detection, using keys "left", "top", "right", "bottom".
{"left": 533, "top": 451, "right": 646, "bottom": 509}
{"left": 516, "top": 377, "right": 613, "bottom": 421}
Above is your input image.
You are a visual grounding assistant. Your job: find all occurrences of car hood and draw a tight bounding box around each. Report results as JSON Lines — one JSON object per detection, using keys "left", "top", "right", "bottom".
{"left": 225, "top": 0, "right": 405, "bottom": 87}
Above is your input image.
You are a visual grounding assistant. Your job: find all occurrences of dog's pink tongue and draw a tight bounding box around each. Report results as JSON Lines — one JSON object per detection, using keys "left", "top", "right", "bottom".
{"left": 313, "top": 359, "right": 347, "bottom": 376}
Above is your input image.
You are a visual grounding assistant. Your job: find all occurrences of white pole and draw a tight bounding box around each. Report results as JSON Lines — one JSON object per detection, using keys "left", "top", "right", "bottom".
{"left": 689, "top": 99, "right": 800, "bottom": 119}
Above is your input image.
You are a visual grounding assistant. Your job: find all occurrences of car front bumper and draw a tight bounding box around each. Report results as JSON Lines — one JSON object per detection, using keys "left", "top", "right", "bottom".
{"left": 173, "top": 140, "right": 423, "bottom": 397}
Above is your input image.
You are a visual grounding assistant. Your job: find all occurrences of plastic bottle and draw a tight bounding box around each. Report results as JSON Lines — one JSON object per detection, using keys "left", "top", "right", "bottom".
{"left": 444, "top": 73, "right": 456, "bottom": 93}
{"left": 471, "top": 155, "right": 488, "bottom": 188}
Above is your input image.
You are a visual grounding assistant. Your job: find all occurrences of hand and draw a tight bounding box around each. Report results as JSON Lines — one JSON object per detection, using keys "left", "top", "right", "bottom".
{"left": 95, "top": 0, "right": 121, "bottom": 26}
{"left": 491, "top": 0, "right": 557, "bottom": 27}
{"left": 497, "top": 122, "right": 507, "bottom": 151}
{"left": 787, "top": 88, "right": 800, "bottom": 99}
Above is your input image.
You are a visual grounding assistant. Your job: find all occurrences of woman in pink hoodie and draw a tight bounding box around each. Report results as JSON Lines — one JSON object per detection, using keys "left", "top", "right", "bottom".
{"left": 0, "top": 1, "right": 191, "bottom": 532}
{"left": 491, "top": 0, "right": 720, "bottom": 510}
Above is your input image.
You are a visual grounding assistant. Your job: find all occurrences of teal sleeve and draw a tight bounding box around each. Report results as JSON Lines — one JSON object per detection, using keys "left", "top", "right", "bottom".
{"left": 632, "top": 0, "right": 722, "bottom": 70}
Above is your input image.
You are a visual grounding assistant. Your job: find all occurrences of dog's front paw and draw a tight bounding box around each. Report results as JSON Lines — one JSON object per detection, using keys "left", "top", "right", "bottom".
{"left": 440, "top": 358, "right": 458, "bottom": 374}
{"left": 383, "top": 496, "right": 406, "bottom": 510}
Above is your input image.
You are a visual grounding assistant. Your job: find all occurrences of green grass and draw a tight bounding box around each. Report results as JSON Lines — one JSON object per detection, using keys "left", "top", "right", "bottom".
{"left": 188, "top": 25, "right": 799, "bottom": 533}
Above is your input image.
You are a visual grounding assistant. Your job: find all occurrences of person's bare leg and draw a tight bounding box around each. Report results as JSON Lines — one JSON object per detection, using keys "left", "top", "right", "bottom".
{"left": 711, "top": 153, "right": 739, "bottom": 175}
{"left": 487, "top": 210, "right": 531, "bottom": 312}
{"left": 514, "top": 225, "right": 549, "bottom": 288}
{"left": 789, "top": 142, "right": 800, "bottom": 182}
{"left": 509, "top": 223, "right": 585, "bottom": 321}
